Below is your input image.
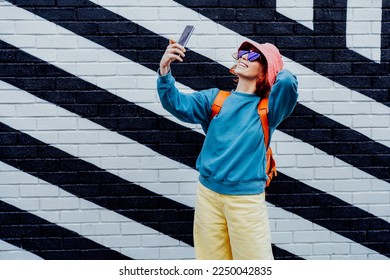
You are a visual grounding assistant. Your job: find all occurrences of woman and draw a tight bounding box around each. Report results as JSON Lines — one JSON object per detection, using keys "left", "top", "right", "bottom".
{"left": 157, "top": 39, "right": 298, "bottom": 260}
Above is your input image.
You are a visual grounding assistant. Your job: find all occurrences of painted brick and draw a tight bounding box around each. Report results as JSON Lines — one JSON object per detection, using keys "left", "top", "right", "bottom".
{"left": 313, "top": 243, "right": 350, "bottom": 255}
{"left": 118, "top": 170, "right": 159, "bottom": 182}
{"left": 315, "top": 167, "right": 353, "bottom": 180}
{"left": 0, "top": 105, "right": 16, "bottom": 117}
{"left": 57, "top": 50, "right": 98, "bottom": 63}
{"left": 37, "top": 119, "right": 79, "bottom": 131}
{"left": 0, "top": 171, "right": 38, "bottom": 184}
{"left": 36, "top": 35, "right": 77, "bottom": 48}
{"left": 40, "top": 197, "right": 80, "bottom": 210}
{"left": 3, "top": 198, "right": 40, "bottom": 211}
{"left": 353, "top": 9, "right": 382, "bottom": 20}
{"left": 100, "top": 157, "right": 139, "bottom": 169}
{"left": 353, "top": 115, "right": 390, "bottom": 128}
{"left": 141, "top": 235, "right": 180, "bottom": 247}
{"left": 297, "top": 155, "right": 333, "bottom": 167}
{"left": 0, "top": 0, "right": 388, "bottom": 261}
{"left": 120, "top": 222, "right": 156, "bottom": 235}
{"left": 159, "top": 169, "right": 199, "bottom": 182}
{"left": 0, "top": 6, "right": 36, "bottom": 20}
{"left": 78, "top": 144, "right": 118, "bottom": 157}
{"left": 101, "top": 235, "right": 141, "bottom": 247}
{"left": 0, "top": 249, "right": 41, "bottom": 260}
{"left": 0, "top": 22, "right": 16, "bottom": 35}
{"left": 368, "top": 205, "right": 390, "bottom": 220}
{"left": 0, "top": 185, "right": 19, "bottom": 198}
{"left": 117, "top": 144, "right": 156, "bottom": 156}
{"left": 279, "top": 244, "right": 313, "bottom": 256}
{"left": 59, "top": 210, "right": 100, "bottom": 223}
{"left": 121, "top": 248, "right": 160, "bottom": 260}
{"left": 160, "top": 247, "right": 195, "bottom": 259}
{"left": 277, "top": 142, "right": 314, "bottom": 155}
{"left": 275, "top": 155, "right": 296, "bottom": 167}
{"left": 16, "top": 104, "right": 58, "bottom": 117}
{"left": 139, "top": 157, "right": 180, "bottom": 169}
{"left": 58, "top": 131, "right": 100, "bottom": 143}
{"left": 15, "top": 21, "right": 57, "bottom": 35}
{"left": 271, "top": 231, "right": 293, "bottom": 243}
{"left": 294, "top": 231, "right": 331, "bottom": 243}
{"left": 153, "top": 5, "right": 196, "bottom": 19}
{"left": 353, "top": 192, "right": 389, "bottom": 204}
{"left": 276, "top": 219, "right": 314, "bottom": 231}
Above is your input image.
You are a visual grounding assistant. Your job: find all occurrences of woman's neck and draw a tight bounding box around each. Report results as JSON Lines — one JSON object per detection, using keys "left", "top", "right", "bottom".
{"left": 235, "top": 78, "right": 256, "bottom": 94}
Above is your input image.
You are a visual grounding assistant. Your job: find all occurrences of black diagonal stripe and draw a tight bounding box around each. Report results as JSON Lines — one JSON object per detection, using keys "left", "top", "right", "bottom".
{"left": 172, "top": 0, "right": 389, "bottom": 104}
{"left": 0, "top": 37, "right": 389, "bottom": 256}
{"left": 267, "top": 174, "right": 390, "bottom": 258}
{"left": 0, "top": 201, "right": 130, "bottom": 260}
{"left": 271, "top": 245, "right": 304, "bottom": 260}
{"left": 382, "top": 1, "right": 390, "bottom": 63}
{"left": 279, "top": 106, "right": 390, "bottom": 183}
{"left": 313, "top": 0, "right": 347, "bottom": 37}
{"left": 0, "top": 122, "right": 195, "bottom": 246}
{"left": 0, "top": 33, "right": 389, "bottom": 183}
{"left": 0, "top": 123, "right": 300, "bottom": 260}
{"left": 1, "top": 2, "right": 389, "bottom": 255}
{"left": 0, "top": 40, "right": 205, "bottom": 169}
{"left": 3, "top": 0, "right": 389, "bottom": 181}
{"left": 1, "top": 124, "right": 389, "bottom": 258}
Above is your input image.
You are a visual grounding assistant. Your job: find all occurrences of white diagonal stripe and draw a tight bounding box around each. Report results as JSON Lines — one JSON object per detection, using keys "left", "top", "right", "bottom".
{"left": 2, "top": 6, "right": 390, "bottom": 220}
{"left": 94, "top": 0, "right": 390, "bottom": 146}
{"left": 0, "top": 161, "right": 193, "bottom": 260}
{"left": 347, "top": 0, "right": 383, "bottom": 63}
{"left": 0, "top": 79, "right": 389, "bottom": 259}
{"left": 0, "top": 0, "right": 389, "bottom": 259}
{"left": 0, "top": 160, "right": 386, "bottom": 260}
{"left": 0, "top": 1, "right": 388, "bottom": 147}
{"left": 0, "top": 240, "right": 42, "bottom": 260}
{"left": 1, "top": 80, "right": 389, "bottom": 222}
{"left": 277, "top": 0, "right": 314, "bottom": 30}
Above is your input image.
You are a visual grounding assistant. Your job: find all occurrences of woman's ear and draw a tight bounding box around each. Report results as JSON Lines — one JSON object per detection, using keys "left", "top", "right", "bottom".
{"left": 229, "top": 65, "right": 237, "bottom": 75}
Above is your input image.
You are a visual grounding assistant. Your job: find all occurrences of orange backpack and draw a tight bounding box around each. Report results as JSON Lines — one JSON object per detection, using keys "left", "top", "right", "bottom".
{"left": 210, "top": 90, "right": 277, "bottom": 187}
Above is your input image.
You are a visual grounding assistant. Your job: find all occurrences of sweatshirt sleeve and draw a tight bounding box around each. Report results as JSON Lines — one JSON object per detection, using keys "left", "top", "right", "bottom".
{"left": 156, "top": 69, "right": 219, "bottom": 129}
{"left": 267, "top": 69, "right": 299, "bottom": 132}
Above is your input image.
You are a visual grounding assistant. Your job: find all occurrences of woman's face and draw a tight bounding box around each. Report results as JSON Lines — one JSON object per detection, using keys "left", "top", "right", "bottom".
{"left": 234, "top": 48, "right": 265, "bottom": 80}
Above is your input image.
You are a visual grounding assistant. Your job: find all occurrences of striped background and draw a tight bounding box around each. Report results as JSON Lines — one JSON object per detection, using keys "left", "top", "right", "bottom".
{"left": 0, "top": 0, "right": 389, "bottom": 260}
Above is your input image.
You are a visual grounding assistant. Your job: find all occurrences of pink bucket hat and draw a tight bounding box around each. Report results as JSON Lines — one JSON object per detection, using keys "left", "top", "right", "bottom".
{"left": 237, "top": 40, "right": 284, "bottom": 86}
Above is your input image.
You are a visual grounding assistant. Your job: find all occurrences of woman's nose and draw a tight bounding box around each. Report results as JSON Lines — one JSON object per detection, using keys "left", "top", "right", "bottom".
{"left": 241, "top": 53, "right": 249, "bottom": 60}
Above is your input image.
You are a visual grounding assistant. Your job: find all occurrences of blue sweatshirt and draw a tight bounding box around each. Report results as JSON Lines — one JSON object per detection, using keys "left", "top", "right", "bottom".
{"left": 157, "top": 69, "right": 298, "bottom": 195}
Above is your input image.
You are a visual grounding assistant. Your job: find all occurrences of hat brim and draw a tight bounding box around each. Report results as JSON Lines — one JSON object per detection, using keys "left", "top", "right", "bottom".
{"left": 238, "top": 41, "right": 267, "bottom": 64}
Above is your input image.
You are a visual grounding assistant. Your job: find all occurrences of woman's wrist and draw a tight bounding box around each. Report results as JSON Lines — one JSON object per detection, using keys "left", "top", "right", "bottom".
{"left": 159, "top": 65, "right": 170, "bottom": 76}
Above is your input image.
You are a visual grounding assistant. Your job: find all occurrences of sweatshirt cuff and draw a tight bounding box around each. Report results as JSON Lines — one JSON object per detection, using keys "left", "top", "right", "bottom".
{"left": 157, "top": 68, "right": 174, "bottom": 83}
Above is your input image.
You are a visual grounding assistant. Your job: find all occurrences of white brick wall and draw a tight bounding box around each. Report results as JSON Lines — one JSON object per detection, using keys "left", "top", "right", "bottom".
{"left": 347, "top": 0, "right": 383, "bottom": 62}
{"left": 277, "top": 0, "right": 314, "bottom": 29}
{"left": 0, "top": 0, "right": 388, "bottom": 260}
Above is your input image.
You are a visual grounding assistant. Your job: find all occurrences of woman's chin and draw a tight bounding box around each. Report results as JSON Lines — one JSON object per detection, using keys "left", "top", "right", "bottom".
{"left": 235, "top": 71, "right": 257, "bottom": 80}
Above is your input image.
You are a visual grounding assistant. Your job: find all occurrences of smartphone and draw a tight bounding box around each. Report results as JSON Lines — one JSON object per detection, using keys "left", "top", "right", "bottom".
{"left": 177, "top": 25, "right": 195, "bottom": 47}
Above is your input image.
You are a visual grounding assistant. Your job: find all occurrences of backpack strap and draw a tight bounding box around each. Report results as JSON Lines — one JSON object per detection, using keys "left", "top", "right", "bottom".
{"left": 258, "top": 97, "right": 270, "bottom": 148}
{"left": 211, "top": 92, "right": 277, "bottom": 187}
{"left": 258, "top": 98, "right": 277, "bottom": 187}
{"left": 210, "top": 90, "right": 230, "bottom": 120}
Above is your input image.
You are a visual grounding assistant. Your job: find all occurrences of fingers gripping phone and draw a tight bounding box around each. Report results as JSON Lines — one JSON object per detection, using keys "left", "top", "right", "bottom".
{"left": 177, "top": 25, "right": 195, "bottom": 47}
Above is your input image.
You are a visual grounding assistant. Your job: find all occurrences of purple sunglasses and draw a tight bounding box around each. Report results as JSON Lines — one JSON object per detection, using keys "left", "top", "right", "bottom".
{"left": 237, "top": 50, "right": 261, "bottom": 62}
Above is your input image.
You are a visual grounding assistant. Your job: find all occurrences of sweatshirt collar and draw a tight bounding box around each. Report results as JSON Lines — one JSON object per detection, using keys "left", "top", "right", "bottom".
{"left": 231, "top": 90, "right": 259, "bottom": 98}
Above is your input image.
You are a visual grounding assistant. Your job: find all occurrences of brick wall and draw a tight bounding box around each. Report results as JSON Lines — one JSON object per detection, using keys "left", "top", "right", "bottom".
{"left": 0, "top": 0, "right": 389, "bottom": 260}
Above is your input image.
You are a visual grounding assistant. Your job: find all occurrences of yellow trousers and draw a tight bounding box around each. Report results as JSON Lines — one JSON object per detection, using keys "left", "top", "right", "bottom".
{"left": 194, "top": 182, "right": 274, "bottom": 260}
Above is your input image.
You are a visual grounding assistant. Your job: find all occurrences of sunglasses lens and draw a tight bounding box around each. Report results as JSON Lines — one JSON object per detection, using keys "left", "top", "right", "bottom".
{"left": 248, "top": 52, "right": 261, "bottom": 62}
{"left": 237, "top": 50, "right": 261, "bottom": 61}
{"left": 237, "top": 50, "right": 248, "bottom": 59}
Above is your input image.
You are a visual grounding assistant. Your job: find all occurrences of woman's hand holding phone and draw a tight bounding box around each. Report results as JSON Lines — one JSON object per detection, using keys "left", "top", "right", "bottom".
{"left": 159, "top": 25, "right": 194, "bottom": 76}
{"left": 159, "top": 39, "right": 186, "bottom": 76}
